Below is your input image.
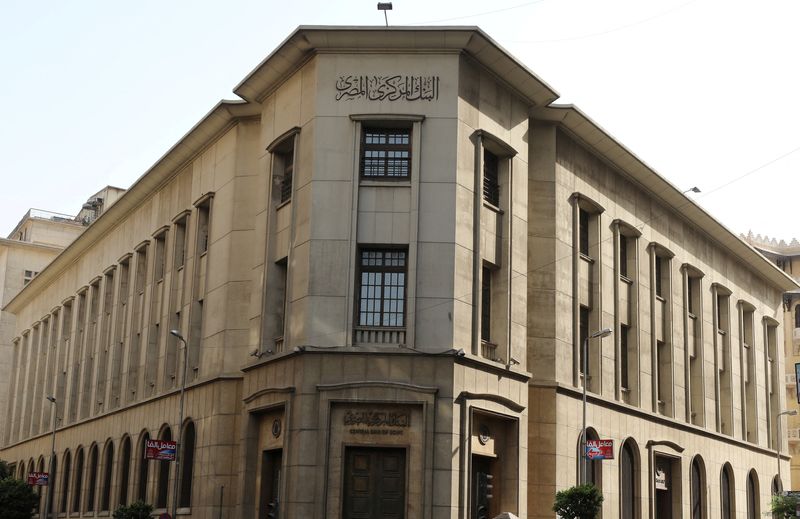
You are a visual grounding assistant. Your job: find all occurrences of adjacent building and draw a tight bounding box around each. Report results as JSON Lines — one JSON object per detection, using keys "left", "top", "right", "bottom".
{"left": 744, "top": 233, "right": 800, "bottom": 490}
{"left": 0, "top": 26, "right": 796, "bottom": 519}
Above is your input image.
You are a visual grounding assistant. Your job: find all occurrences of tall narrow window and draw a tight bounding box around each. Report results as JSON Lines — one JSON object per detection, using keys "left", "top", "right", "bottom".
{"left": 154, "top": 231, "right": 167, "bottom": 281}
{"left": 483, "top": 149, "right": 500, "bottom": 206}
{"left": 481, "top": 266, "right": 492, "bottom": 344}
{"left": 101, "top": 441, "right": 114, "bottom": 511}
{"left": 49, "top": 456, "right": 57, "bottom": 515}
{"left": 619, "top": 235, "right": 629, "bottom": 278}
{"left": 60, "top": 450, "right": 71, "bottom": 513}
{"left": 174, "top": 215, "right": 188, "bottom": 269}
{"left": 86, "top": 445, "right": 98, "bottom": 512}
{"left": 721, "top": 464, "right": 734, "bottom": 519}
{"left": 579, "top": 306, "right": 589, "bottom": 379}
{"left": 156, "top": 427, "right": 172, "bottom": 508}
{"left": 746, "top": 470, "right": 758, "bottom": 519}
{"left": 137, "top": 433, "right": 150, "bottom": 502}
{"left": 72, "top": 448, "right": 84, "bottom": 513}
{"left": 579, "top": 209, "right": 590, "bottom": 256}
{"left": 118, "top": 436, "right": 131, "bottom": 506}
{"left": 795, "top": 305, "right": 800, "bottom": 329}
{"left": 691, "top": 457, "right": 705, "bottom": 519}
{"left": 277, "top": 148, "right": 294, "bottom": 203}
{"left": 276, "top": 259, "right": 288, "bottom": 340}
{"left": 620, "top": 324, "right": 630, "bottom": 390}
{"left": 356, "top": 249, "right": 407, "bottom": 328}
{"left": 620, "top": 440, "right": 637, "bottom": 519}
{"left": 197, "top": 201, "right": 210, "bottom": 254}
{"left": 655, "top": 256, "right": 664, "bottom": 297}
{"left": 179, "top": 421, "right": 196, "bottom": 508}
{"left": 361, "top": 127, "right": 411, "bottom": 179}
{"left": 715, "top": 287, "right": 732, "bottom": 434}
{"left": 685, "top": 268, "right": 704, "bottom": 426}
{"left": 651, "top": 246, "right": 673, "bottom": 417}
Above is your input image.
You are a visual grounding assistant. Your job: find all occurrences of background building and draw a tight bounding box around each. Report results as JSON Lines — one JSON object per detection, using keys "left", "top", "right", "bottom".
{"left": 0, "top": 26, "right": 795, "bottom": 519}
{"left": 745, "top": 233, "right": 800, "bottom": 490}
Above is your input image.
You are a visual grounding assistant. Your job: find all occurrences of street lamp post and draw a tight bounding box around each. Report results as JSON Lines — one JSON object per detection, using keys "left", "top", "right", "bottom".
{"left": 581, "top": 327, "right": 612, "bottom": 485}
{"left": 776, "top": 408, "right": 797, "bottom": 490}
{"left": 169, "top": 329, "right": 190, "bottom": 519}
{"left": 44, "top": 396, "right": 57, "bottom": 519}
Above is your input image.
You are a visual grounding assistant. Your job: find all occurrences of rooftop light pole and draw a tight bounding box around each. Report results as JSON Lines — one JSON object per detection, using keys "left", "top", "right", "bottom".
{"left": 169, "top": 329, "right": 190, "bottom": 519}
{"left": 776, "top": 408, "right": 797, "bottom": 490}
{"left": 581, "top": 327, "right": 612, "bottom": 485}
{"left": 44, "top": 396, "right": 57, "bottom": 519}
{"left": 683, "top": 186, "right": 701, "bottom": 194}
{"left": 377, "top": 2, "right": 392, "bottom": 27}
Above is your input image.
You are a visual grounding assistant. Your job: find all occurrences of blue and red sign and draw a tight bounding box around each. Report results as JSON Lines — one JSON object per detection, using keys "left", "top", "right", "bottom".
{"left": 145, "top": 439, "right": 177, "bottom": 461}
{"left": 27, "top": 472, "right": 48, "bottom": 486}
{"left": 585, "top": 439, "right": 614, "bottom": 460}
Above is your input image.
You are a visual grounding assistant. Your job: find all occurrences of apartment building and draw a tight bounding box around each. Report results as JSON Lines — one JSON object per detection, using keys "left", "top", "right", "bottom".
{"left": 0, "top": 26, "right": 795, "bottom": 519}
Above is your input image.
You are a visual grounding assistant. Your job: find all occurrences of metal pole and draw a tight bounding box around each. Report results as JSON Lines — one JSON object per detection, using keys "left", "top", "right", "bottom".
{"left": 581, "top": 336, "right": 588, "bottom": 485}
{"left": 44, "top": 397, "right": 56, "bottom": 519}
{"left": 171, "top": 333, "right": 189, "bottom": 519}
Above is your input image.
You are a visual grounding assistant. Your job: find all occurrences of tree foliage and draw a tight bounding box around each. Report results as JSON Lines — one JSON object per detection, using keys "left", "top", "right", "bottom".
{"left": 553, "top": 484, "right": 604, "bottom": 519}
{"left": 770, "top": 494, "right": 800, "bottom": 518}
{"left": 0, "top": 476, "right": 39, "bottom": 519}
{"left": 0, "top": 459, "right": 10, "bottom": 480}
{"left": 112, "top": 500, "right": 154, "bottom": 519}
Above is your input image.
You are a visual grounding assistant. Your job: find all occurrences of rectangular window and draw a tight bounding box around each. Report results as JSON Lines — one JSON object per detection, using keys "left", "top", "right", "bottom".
{"left": 481, "top": 266, "right": 492, "bottom": 343}
{"left": 174, "top": 216, "right": 188, "bottom": 269}
{"left": 621, "top": 324, "right": 630, "bottom": 390}
{"left": 655, "top": 256, "right": 663, "bottom": 297}
{"left": 360, "top": 128, "right": 411, "bottom": 179}
{"left": 579, "top": 305, "right": 589, "bottom": 376}
{"left": 23, "top": 270, "right": 38, "bottom": 286}
{"left": 154, "top": 232, "right": 167, "bottom": 281}
{"left": 197, "top": 202, "right": 210, "bottom": 254}
{"left": 619, "top": 235, "right": 628, "bottom": 277}
{"left": 579, "top": 209, "right": 590, "bottom": 256}
{"left": 357, "top": 249, "right": 407, "bottom": 327}
{"left": 483, "top": 150, "right": 500, "bottom": 206}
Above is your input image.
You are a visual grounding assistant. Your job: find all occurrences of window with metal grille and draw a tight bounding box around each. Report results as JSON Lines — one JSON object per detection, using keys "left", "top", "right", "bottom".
{"left": 483, "top": 150, "right": 499, "bottom": 206}
{"left": 277, "top": 148, "right": 294, "bottom": 203}
{"left": 357, "top": 249, "right": 407, "bottom": 327}
{"left": 360, "top": 128, "right": 411, "bottom": 179}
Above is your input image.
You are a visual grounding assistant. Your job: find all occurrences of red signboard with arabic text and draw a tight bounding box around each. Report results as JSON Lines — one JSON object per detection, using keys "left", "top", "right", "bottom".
{"left": 585, "top": 439, "right": 614, "bottom": 460}
{"left": 27, "top": 472, "right": 49, "bottom": 486}
{"left": 145, "top": 439, "right": 177, "bottom": 461}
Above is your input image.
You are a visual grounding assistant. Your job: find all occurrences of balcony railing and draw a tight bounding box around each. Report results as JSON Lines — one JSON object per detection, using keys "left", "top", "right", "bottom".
{"left": 353, "top": 326, "right": 405, "bottom": 345}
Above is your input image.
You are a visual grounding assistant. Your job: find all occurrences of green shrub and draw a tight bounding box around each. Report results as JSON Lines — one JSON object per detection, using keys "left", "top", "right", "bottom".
{"left": 0, "top": 476, "right": 40, "bottom": 519}
{"left": 770, "top": 494, "right": 800, "bottom": 518}
{"left": 553, "top": 484, "right": 604, "bottom": 519}
{"left": 112, "top": 500, "right": 154, "bottom": 519}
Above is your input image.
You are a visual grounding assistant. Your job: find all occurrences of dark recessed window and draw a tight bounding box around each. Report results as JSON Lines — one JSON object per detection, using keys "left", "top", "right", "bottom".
{"left": 483, "top": 150, "right": 499, "bottom": 206}
{"left": 579, "top": 209, "right": 590, "bottom": 256}
{"left": 361, "top": 128, "right": 411, "bottom": 179}
{"left": 357, "top": 249, "right": 407, "bottom": 327}
{"left": 481, "top": 266, "right": 492, "bottom": 343}
{"left": 620, "top": 235, "right": 628, "bottom": 277}
{"left": 278, "top": 149, "right": 294, "bottom": 203}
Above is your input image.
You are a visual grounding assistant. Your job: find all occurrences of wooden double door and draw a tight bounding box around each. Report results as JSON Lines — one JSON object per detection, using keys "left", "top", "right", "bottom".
{"left": 343, "top": 447, "right": 406, "bottom": 519}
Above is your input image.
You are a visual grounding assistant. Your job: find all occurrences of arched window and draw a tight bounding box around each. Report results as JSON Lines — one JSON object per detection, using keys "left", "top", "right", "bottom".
{"left": 620, "top": 439, "right": 638, "bottom": 519}
{"left": 60, "top": 450, "right": 71, "bottom": 513}
{"left": 137, "top": 432, "right": 150, "bottom": 502}
{"left": 36, "top": 457, "right": 45, "bottom": 512}
{"left": 794, "top": 304, "right": 800, "bottom": 329}
{"left": 72, "top": 448, "right": 84, "bottom": 513}
{"left": 119, "top": 436, "right": 132, "bottom": 506}
{"left": 721, "top": 463, "right": 735, "bottom": 519}
{"left": 179, "top": 421, "right": 196, "bottom": 508}
{"left": 772, "top": 475, "right": 783, "bottom": 495}
{"left": 577, "top": 427, "right": 603, "bottom": 488}
{"left": 691, "top": 456, "right": 706, "bottom": 519}
{"left": 49, "top": 455, "right": 58, "bottom": 515}
{"left": 156, "top": 426, "right": 172, "bottom": 508}
{"left": 101, "top": 440, "right": 114, "bottom": 511}
{"left": 87, "top": 444, "right": 99, "bottom": 512}
{"left": 747, "top": 469, "right": 759, "bottom": 519}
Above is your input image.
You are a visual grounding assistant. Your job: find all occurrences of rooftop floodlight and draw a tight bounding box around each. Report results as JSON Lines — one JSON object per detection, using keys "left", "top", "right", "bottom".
{"left": 377, "top": 2, "right": 393, "bottom": 26}
{"left": 683, "top": 186, "right": 701, "bottom": 194}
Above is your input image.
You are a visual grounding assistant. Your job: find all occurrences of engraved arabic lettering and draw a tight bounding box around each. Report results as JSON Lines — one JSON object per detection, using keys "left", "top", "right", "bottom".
{"left": 343, "top": 410, "right": 411, "bottom": 427}
{"left": 335, "top": 75, "right": 439, "bottom": 101}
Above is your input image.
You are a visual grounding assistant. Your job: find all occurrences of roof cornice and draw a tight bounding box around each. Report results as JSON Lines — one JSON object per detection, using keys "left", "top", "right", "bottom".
{"left": 4, "top": 99, "right": 261, "bottom": 314}
{"left": 233, "top": 25, "right": 559, "bottom": 107}
{"left": 533, "top": 103, "right": 799, "bottom": 292}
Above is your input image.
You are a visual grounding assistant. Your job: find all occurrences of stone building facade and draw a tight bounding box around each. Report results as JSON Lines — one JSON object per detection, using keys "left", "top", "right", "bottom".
{"left": 0, "top": 26, "right": 796, "bottom": 519}
{"left": 744, "top": 233, "right": 800, "bottom": 490}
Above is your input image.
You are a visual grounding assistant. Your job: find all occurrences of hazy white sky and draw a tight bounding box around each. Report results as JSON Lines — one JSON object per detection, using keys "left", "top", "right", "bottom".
{"left": 2, "top": 0, "right": 799, "bottom": 241}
